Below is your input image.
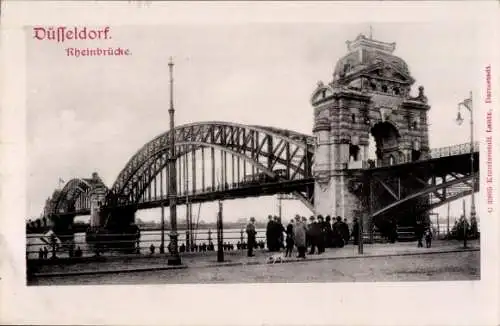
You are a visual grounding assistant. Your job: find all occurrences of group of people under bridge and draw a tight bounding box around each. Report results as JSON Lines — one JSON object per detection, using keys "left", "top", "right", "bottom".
{"left": 245, "top": 214, "right": 360, "bottom": 258}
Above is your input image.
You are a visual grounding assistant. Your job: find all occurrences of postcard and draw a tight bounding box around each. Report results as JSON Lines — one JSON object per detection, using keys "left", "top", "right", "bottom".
{"left": 1, "top": 1, "right": 499, "bottom": 325}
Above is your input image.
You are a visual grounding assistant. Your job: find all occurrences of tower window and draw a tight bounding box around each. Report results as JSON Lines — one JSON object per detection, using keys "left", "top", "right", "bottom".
{"left": 412, "top": 121, "right": 417, "bottom": 129}
{"left": 349, "top": 144, "right": 360, "bottom": 162}
{"left": 389, "top": 155, "right": 395, "bottom": 165}
{"left": 351, "top": 114, "right": 356, "bottom": 123}
{"left": 381, "top": 85, "right": 388, "bottom": 93}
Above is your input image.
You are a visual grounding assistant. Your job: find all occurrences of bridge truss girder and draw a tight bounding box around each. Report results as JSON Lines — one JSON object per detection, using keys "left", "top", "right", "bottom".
{"left": 362, "top": 151, "right": 479, "bottom": 226}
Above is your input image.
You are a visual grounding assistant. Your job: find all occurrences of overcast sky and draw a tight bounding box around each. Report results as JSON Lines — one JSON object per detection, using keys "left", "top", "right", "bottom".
{"left": 26, "top": 21, "right": 489, "bottom": 224}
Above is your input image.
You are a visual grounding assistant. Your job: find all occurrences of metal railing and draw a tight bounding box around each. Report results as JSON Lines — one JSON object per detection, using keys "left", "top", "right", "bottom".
{"left": 349, "top": 142, "right": 480, "bottom": 170}
{"left": 430, "top": 141, "right": 479, "bottom": 159}
{"left": 26, "top": 229, "right": 268, "bottom": 260}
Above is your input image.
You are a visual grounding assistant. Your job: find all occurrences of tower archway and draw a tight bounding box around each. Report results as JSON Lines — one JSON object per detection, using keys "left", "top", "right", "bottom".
{"left": 370, "top": 121, "right": 401, "bottom": 165}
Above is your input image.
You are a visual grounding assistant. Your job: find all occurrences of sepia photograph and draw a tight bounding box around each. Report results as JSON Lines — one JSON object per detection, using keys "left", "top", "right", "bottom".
{"left": 25, "top": 22, "right": 482, "bottom": 285}
{"left": 1, "top": 1, "right": 498, "bottom": 326}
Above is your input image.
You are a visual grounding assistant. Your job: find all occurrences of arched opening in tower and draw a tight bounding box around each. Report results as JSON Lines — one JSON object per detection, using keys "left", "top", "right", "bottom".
{"left": 349, "top": 144, "right": 360, "bottom": 162}
{"left": 370, "top": 121, "right": 401, "bottom": 166}
{"left": 388, "top": 155, "right": 395, "bottom": 165}
{"left": 367, "top": 133, "right": 378, "bottom": 165}
{"left": 411, "top": 149, "right": 421, "bottom": 161}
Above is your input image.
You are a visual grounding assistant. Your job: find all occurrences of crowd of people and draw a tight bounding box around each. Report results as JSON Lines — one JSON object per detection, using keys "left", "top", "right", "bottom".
{"left": 246, "top": 214, "right": 360, "bottom": 258}
{"left": 148, "top": 239, "right": 267, "bottom": 255}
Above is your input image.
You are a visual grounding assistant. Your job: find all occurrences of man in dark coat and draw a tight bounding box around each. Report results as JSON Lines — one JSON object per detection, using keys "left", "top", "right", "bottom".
{"left": 246, "top": 217, "right": 257, "bottom": 257}
{"left": 285, "top": 220, "right": 295, "bottom": 257}
{"left": 341, "top": 218, "right": 350, "bottom": 245}
{"left": 266, "top": 215, "right": 274, "bottom": 251}
{"left": 325, "top": 215, "right": 333, "bottom": 247}
{"left": 352, "top": 217, "right": 360, "bottom": 245}
{"left": 308, "top": 216, "right": 321, "bottom": 254}
{"left": 274, "top": 216, "right": 285, "bottom": 251}
{"left": 388, "top": 219, "right": 397, "bottom": 243}
{"left": 317, "top": 215, "right": 326, "bottom": 254}
{"left": 332, "top": 216, "right": 344, "bottom": 248}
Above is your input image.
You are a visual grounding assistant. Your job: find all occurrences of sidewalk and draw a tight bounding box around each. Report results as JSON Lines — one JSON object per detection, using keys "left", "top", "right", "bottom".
{"left": 29, "top": 240, "right": 479, "bottom": 277}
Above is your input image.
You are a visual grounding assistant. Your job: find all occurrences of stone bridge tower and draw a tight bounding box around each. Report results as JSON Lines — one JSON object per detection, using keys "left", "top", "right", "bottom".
{"left": 311, "top": 34, "right": 430, "bottom": 227}
{"left": 89, "top": 172, "right": 107, "bottom": 228}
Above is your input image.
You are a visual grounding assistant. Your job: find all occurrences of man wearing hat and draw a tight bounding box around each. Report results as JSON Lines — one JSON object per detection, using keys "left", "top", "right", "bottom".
{"left": 266, "top": 215, "right": 274, "bottom": 251}
{"left": 333, "top": 216, "right": 344, "bottom": 248}
{"left": 293, "top": 215, "right": 307, "bottom": 258}
{"left": 317, "top": 215, "right": 326, "bottom": 254}
{"left": 308, "top": 216, "right": 320, "bottom": 254}
{"left": 246, "top": 217, "right": 257, "bottom": 257}
{"left": 351, "top": 217, "right": 360, "bottom": 245}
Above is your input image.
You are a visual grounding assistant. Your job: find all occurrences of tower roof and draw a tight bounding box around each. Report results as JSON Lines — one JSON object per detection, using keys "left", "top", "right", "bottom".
{"left": 346, "top": 33, "right": 396, "bottom": 53}
{"left": 333, "top": 33, "right": 411, "bottom": 82}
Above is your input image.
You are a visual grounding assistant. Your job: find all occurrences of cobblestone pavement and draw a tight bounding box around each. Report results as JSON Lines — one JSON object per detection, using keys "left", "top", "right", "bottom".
{"left": 29, "top": 240, "right": 479, "bottom": 276}
{"left": 29, "top": 247, "right": 480, "bottom": 285}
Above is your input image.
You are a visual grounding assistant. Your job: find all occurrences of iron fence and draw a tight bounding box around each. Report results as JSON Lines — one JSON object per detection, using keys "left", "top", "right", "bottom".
{"left": 26, "top": 229, "right": 268, "bottom": 260}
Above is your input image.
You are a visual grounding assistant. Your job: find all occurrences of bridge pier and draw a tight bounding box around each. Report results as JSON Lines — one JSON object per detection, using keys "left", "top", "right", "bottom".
{"left": 89, "top": 186, "right": 107, "bottom": 228}
{"left": 50, "top": 214, "right": 76, "bottom": 242}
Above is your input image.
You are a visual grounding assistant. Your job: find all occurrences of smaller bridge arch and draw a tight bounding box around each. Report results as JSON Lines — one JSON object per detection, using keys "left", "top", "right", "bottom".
{"left": 51, "top": 174, "right": 108, "bottom": 217}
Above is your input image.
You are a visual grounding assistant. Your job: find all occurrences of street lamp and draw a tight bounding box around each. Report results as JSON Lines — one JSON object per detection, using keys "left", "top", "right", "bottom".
{"left": 456, "top": 91, "right": 475, "bottom": 249}
{"left": 167, "top": 57, "right": 181, "bottom": 265}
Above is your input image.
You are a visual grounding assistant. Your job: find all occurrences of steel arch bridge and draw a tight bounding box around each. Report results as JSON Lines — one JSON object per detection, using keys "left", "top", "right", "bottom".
{"left": 46, "top": 121, "right": 479, "bottom": 231}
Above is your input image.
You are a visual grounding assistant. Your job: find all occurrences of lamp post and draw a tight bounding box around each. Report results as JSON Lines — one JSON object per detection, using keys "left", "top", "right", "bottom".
{"left": 217, "top": 200, "right": 224, "bottom": 262}
{"left": 456, "top": 91, "right": 475, "bottom": 249}
{"left": 167, "top": 57, "right": 181, "bottom": 265}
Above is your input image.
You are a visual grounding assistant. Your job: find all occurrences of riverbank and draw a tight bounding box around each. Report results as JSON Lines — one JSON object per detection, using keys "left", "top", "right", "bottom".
{"left": 28, "top": 239, "right": 479, "bottom": 280}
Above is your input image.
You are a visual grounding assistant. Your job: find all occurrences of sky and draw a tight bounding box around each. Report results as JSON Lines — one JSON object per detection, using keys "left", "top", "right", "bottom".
{"left": 26, "top": 21, "right": 489, "bottom": 224}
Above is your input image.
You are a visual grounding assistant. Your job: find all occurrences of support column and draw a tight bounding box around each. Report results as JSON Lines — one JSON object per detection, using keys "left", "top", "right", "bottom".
{"left": 201, "top": 148, "right": 205, "bottom": 191}
{"left": 192, "top": 149, "right": 196, "bottom": 194}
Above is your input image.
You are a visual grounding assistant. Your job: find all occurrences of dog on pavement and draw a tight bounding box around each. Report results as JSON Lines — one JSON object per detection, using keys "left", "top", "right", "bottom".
{"left": 267, "top": 253, "right": 285, "bottom": 264}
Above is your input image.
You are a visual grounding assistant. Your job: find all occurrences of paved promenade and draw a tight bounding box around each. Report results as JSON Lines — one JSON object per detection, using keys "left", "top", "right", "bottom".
{"left": 28, "top": 240, "right": 479, "bottom": 284}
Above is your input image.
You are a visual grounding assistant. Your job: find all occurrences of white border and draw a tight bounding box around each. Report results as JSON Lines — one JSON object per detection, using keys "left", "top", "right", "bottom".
{"left": 1, "top": 1, "right": 499, "bottom": 325}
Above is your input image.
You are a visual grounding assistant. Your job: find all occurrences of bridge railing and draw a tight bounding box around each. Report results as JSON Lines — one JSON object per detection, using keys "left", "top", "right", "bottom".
{"left": 26, "top": 228, "right": 269, "bottom": 260}
{"left": 430, "top": 141, "right": 479, "bottom": 159}
{"left": 348, "top": 141, "right": 480, "bottom": 170}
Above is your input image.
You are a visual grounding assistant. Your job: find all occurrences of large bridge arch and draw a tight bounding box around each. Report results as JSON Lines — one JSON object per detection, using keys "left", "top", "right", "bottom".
{"left": 125, "top": 141, "right": 315, "bottom": 210}
{"left": 103, "top": 121, "right": 316, "bottom": 224}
